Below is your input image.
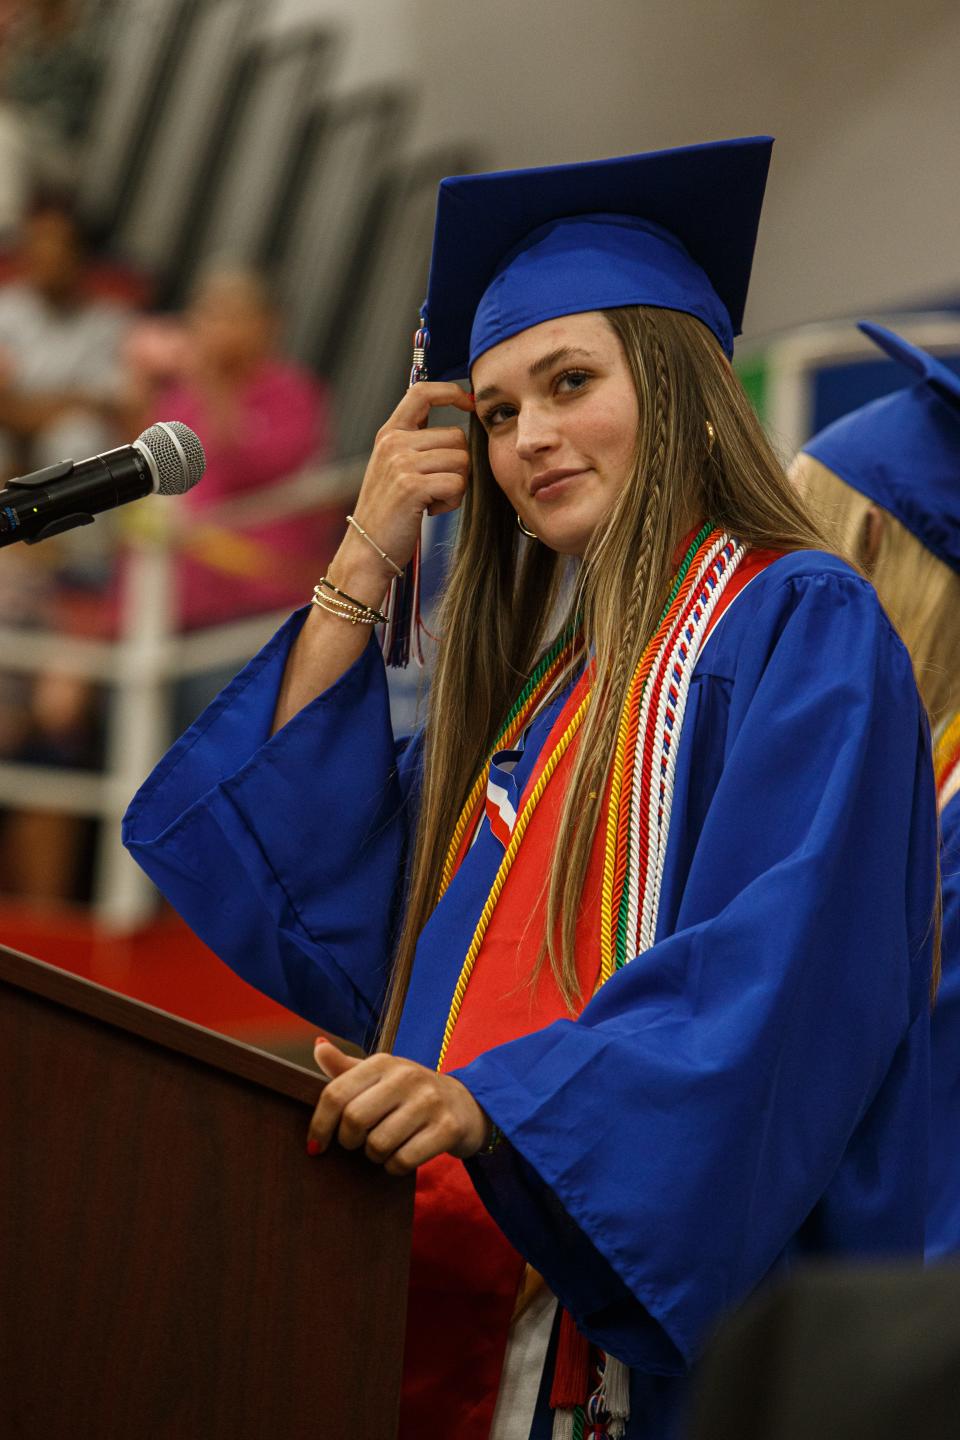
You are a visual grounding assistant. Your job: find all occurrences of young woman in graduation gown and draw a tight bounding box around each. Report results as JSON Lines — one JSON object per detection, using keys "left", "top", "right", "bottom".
{"left": 123, "top": 141, "right": 938, "bottom": 1440}
{"left": 795, "top": 321, "right": 960, "bottom": 1262}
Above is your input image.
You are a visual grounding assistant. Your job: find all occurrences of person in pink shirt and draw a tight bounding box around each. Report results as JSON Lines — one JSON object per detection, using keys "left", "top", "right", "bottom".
{"left": 128, "top": 265, "right": 338, "bottom": 630}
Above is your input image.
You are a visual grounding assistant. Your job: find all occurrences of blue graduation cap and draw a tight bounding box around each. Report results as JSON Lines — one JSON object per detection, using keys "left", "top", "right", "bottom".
{"left": 803, "top": 322, "right": 960, "bottom": 573}
{"left": 421, "top": 136, "right": 774, "bottom": 381}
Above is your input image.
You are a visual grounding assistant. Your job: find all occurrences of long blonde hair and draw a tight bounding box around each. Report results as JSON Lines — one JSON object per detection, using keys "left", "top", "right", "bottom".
{"left": 379, "top": 305, "right": 832, "bottom": 1050}
{"left": 793, "top": 453, "right": 960, "bottom": 728}
{"left": 794, "top": 453, "right": 946, "bottom": 1000}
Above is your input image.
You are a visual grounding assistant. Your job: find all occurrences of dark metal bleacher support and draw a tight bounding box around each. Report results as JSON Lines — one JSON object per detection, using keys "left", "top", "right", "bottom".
{"left": 268, "top": 87, "right": 412, "bottom": 372}
{"left": 113, "top": 0, "right": 262, "bottom": 278}
{"left": 322, "top": 148, "right": 477, "bottom": 459}
{"left": 73, "top": 2, "right": 481, "bottom": 464}
{"left": 165, "top": 24, "right": 337, "bottom": 304}
{"left": 78, "top": 0, "right": 198, "bottom": 237}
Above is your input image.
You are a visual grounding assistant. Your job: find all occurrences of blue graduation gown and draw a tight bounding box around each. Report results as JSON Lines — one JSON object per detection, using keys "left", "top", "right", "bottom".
{"left": 123, "top": 550, "right": 936, "bottom": 1439}
{"left": 928, "top": 793, "right": 960, "bottom": 1258}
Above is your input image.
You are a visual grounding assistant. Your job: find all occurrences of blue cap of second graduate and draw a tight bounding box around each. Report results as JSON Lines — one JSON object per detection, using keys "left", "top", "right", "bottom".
{"left": 421, "top": 136, "right": 774, "bottom": 382}
{"left": 803, "top": 322, "right": 960, "bottom": 573}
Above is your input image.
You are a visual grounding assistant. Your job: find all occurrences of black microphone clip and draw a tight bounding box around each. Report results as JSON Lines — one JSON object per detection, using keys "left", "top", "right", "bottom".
{"left": 3, "top": 459, "right": 95, "bottom": 544}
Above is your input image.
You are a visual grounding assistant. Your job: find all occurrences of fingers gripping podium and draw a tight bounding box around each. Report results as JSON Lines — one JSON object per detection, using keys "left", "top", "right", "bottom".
{"left": 0, "top": 946, "right": 413, "bottom": 1440}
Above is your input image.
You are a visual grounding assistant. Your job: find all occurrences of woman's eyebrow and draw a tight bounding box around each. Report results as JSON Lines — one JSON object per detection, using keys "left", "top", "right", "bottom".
{"left": 474, "top": 347, "right": 597, "bottom": 403}
{"left": 528, "top": 345, "right": 595, "bottom": 379}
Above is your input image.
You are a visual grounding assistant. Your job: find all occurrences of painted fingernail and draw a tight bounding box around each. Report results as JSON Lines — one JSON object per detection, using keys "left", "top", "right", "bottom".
{"left": 307, "top": 1138, "right": 322, "bottom": 1156}
{"left": 314, "top": 1034, "right": 328, "bottom": 1045}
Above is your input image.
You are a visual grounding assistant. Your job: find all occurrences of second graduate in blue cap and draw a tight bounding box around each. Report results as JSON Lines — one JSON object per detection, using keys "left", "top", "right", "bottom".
{"left": 799, "top": 321, "right": 960, "bottom": 1262}
{"left": 124, "top": 139, "right": 937, "bottom": 1440}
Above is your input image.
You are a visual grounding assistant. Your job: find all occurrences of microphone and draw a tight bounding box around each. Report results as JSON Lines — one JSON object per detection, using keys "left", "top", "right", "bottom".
{"left": 0, "top": 420, "right": 206, "bottom": 548}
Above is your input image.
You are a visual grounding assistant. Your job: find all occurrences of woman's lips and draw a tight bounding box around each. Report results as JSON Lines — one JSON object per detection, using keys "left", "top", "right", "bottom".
{"left": 529, "top": 468, "right": 588, "bottom": 501}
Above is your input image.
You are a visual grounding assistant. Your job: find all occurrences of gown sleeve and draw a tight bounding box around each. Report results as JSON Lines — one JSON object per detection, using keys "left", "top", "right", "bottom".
{"left": 927, "top": 794, "right": 960, "bottom": 1256}
{"left": 454, "top": 568, "right": 937, "bottom": 1372}
{"left": 122, "top": 610, "right": 417, "bottom": 1049}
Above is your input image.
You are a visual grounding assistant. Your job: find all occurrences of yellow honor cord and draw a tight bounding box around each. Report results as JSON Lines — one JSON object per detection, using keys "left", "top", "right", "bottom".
{"left": 599, "top": 685, "right": 634, "bottom": 985}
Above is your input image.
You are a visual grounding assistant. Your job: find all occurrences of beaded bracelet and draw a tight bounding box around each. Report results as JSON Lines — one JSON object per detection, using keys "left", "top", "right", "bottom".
{"left": 312, "top": 576, "right": 388, "bottom": 627}
{"left": 316, "top": 586, "right": 371, "bottom": 617}
{"left": 312, "top": 590, "right": 383, "bottom": 626}
{"left": 346, "top": 514, "right": 404, "bottom": 578}
{"left": 312, "top": 594, "right": 378, "bottom": 627}
{"left": 318, "top": 574, "right": 388, "bottom": 619}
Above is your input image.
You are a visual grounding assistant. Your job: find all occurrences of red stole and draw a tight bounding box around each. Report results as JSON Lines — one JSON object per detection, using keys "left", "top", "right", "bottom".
{"left": 399, "top": 546, "right": 781, "bottom": 1438}
{"left": 399, "top": 663, "right": 601, "bottom": 1439}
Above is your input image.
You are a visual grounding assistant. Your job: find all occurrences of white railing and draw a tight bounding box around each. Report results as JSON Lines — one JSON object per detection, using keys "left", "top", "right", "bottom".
{"left": 0, "top": 456, "right": 364, "bottom": 930}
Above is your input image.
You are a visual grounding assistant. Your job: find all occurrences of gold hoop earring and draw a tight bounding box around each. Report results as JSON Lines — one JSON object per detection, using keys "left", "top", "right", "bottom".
{"left": 517, "top": 512, "right": 539, "bottom": 540}
{"left": 705, "top": 420, "right": 716, "bottom": 453}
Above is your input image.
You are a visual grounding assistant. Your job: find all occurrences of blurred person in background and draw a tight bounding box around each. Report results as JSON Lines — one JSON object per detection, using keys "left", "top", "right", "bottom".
{"left": 793, "top": 321, "right": 960, "bottom": 1262}
{"left": 0, "top": 263, "right": 333, "bottom": 903}
{"left": 0, "top": 663, "right": 100, "bottom": 903}
{"left": 124, "top": 265, "right": 336, "bottom": 633}
{"left": 125, "top": 141, "right": 938, "bottom": 1440}
{"left": 0, "top": 531, "right": 104, "bottom": 905}
{"left": 0, "top": 190, "right": 132, "bottom": 903}
{"left": 0, "top": 545, "right": 58, "bottom": 767}
{"left": 0, "top": 191, "right": 129, "bottom": 486}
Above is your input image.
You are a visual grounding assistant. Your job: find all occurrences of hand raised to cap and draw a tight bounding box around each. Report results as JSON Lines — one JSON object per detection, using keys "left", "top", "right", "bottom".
{"left": 342, "top": 382, "right": 474, "bottom": 585}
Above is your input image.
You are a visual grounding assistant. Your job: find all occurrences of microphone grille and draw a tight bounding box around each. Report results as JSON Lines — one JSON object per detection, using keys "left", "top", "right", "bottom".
{"left": 137, "top": 420, "right": 206, "bottom": 495}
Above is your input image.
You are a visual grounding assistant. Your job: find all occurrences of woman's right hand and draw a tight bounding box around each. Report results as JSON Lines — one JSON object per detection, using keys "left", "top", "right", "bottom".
{"left": 273, "top": 383, "right": 472, "bottom": 733}
{"left": 329, "top": 382, "right": 474, "bottom": 594}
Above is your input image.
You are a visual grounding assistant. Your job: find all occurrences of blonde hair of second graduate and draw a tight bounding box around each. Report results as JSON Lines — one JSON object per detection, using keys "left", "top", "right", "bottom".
{"left": 793, "top": 451, "right": 947, "bottom": 1000}
{"left": 792, "top": 453, "right": 960, "bottom": 730}
{"left": 379, "top": 306, "right": 833, "bottom": 1051}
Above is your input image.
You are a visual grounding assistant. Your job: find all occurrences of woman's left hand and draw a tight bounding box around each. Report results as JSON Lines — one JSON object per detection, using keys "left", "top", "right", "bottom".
{"left": 307, "top": 1038, "right": 490, "bottom": 1175}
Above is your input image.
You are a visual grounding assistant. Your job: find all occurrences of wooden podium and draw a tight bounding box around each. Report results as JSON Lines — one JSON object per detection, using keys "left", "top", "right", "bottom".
{"left": 0, "top": 945, "right": 414, "bottom": 1440}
